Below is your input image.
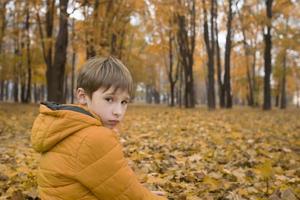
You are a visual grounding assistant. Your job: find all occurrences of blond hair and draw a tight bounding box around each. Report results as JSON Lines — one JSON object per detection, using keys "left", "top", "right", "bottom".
{"left": 77, "top": 56, "right": 133, "bottom": 98}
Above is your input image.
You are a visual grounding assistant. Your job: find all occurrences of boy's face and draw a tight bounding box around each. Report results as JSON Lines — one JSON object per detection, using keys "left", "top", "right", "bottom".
{"left": 77, "top": 87, "right": 130, "bottom": 129}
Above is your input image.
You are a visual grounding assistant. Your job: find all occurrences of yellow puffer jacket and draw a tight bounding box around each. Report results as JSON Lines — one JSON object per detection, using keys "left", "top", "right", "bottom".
{"left": 31, "top": 102, "right": 166, "bottom": 200}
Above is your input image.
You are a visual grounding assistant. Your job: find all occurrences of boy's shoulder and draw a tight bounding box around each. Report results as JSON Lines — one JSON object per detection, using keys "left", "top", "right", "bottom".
{"left": 77, "top": 125, "right": 120, "bottom": 148}
{"left": 74, "top": 126, "right": 122, "bottom": 168}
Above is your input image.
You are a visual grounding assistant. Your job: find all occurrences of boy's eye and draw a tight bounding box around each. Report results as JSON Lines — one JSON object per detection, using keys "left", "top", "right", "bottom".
{"left": 121, "top": 100, "right": 128, "bottom": 105}
{"left": 105, "top": 97, "right": 113, "bottom": 102}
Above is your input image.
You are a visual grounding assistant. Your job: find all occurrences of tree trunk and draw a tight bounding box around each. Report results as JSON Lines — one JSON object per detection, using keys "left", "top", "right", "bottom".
{"left": 246, "top": 67, "right": 254, "bottom": 106}
{"left": 33, "top": 84, "right": 37, "bottom": 103}
{"left": 168, "top": 21, "right": 180, "bottom": 107}
{"left": 0, "top": 80, "right": 3, "bottom": 101}
{"left": 37, "top": 0, "right": 55, "bottom": 102}
{"left": 215, "top": 1, "right": 225, "bottom": 108}
{"left": 5, "top": 81, "right": 9, "bottom": 101}
{"left": 280, "top": 18, "right": 289, "bottom": 109}
{"left": 216, "top": 37, "right": 225, "bottom": 108}
{"left": 21, "top": 84, "right": 26, "bottom": 102}
{"left": 64, "top": 74, "right": 69, "bottom": 103}
{"left": 0, "top": 1, "right": 8, "bottom": 52}
{"left": 118, "top": 30, "right": 126, "bottom": 59}
{"left": 209, "top": 0, "right": 216, "bottom": 109}
{"left": 13, "top": 11, "right": 21, "bottom": 103}
{"left": 178, "top": 62, "right": 184, "bottom": 107}
{"left": 111, "top": 33, "right": 117, "bottom": 56}
{"left": 25, "top": 2, "right": 31, "bottom": 103}
{"left": 154, "top": 88, "right": 160, "bottom": 104}
{"left": 41, "top": 85, "right": 46, "bottom": 102}
{"left": 146, "top": 85, "right": 152, "bottom": 104}
{"left": 176, "top": 0, "right": 195, "bottom": 108}
{"left": 13, "top": 81, "right": 18, "bottom": 102}
{"left": 83, "top": 0, "right": 98, "bottom": 59}
{"left": 71, "top": 53, "right": 76, "bottom": 104}
{"left": 263, "top": 0, "right": 273, "bottom": 110}
{"left": 0, "top": 1, "right": 8, "bottom": 101}
{"left": 202, "top": 0, "right": 215, "bottom": 110}
{"left": 280, "top": 50, "right": 287, "bottom": 109}
{"left": 170, "top": 82, "right": 175, "bottom": 106}
{"left": 224, "top": 0, "right": 233, "bottom": 108}
{"left": 70, "top": 18, "right": 76, "bottom": 103}
{"left": 47, "top": 0, "right": 69, "bottom": 103}
{"left": 252, "top": 46, "right": 258, "bottom": 106}
{"left": 275, "top": 82, "right": 280, "bottom": 107}
{"left": 168, "top": 25, "right": 178, "bottom": 107}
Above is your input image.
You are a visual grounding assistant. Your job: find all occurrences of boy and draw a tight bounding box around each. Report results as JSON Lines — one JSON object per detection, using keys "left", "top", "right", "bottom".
{"left": 31, "top": 57, "right": 166, "bottom": 200}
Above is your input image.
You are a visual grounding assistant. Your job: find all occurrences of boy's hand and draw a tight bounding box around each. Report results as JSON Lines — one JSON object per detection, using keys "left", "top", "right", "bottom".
{"left": 152, "top": 190, "right": 166, "bottom": 196}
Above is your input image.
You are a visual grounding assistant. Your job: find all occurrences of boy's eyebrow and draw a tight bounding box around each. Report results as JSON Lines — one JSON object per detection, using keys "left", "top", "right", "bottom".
{"left": 104, "top": 91, "right": 130, "bottom": 100}
{"left": 104, "top": 92, "right": 115, "bottom": 95}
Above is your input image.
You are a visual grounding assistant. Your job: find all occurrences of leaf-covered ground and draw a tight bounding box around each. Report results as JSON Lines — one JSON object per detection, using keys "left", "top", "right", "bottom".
{"left": 0, "top": 103, "right": 299, "bottom": 200}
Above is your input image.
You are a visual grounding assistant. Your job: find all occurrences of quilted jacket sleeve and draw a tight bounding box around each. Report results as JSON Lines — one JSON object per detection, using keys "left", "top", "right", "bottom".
{"left": 74, "top": 127, "right": 167, "bottom": 200}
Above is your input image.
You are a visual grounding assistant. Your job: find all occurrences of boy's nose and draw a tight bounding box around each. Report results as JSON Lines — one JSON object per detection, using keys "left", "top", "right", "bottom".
{"left": 112, "top": 105, "right": 122, "bottom": 116}
{"left": 113, "top": 110, "right": 121, "bottom": 116}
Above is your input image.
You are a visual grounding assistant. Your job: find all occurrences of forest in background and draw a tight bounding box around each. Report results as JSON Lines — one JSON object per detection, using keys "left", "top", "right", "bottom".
{"left": 0, "top": 0, "right": 299, "bottom": 110}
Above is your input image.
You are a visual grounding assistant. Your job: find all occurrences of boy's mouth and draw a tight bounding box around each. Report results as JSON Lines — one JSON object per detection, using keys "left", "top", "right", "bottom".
{"left": 107, "top": 120, "right": 120, "bottom": 126}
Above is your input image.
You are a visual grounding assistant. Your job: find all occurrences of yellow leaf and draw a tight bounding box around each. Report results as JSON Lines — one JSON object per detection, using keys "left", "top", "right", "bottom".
{"left": 146, "top": 175, "right": 166, "bottom": 185}
{"left": 186, "top": 195, "right": 201, "bottom": 200}
{"left": 237, "top": 188, "right": 249, "bottom": 196}
{"left": 230, "top": 131, "right": 242, "bottom": 139}
{"left": 254, "top": 160, "right": 274, "bottom": 179}
{"left": 203, "top": 176, "right": 221, "bottom": 191}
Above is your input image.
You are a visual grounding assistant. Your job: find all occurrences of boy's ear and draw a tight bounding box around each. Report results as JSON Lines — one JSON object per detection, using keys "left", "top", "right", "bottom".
{"left": 76, "top": 88, "right": 88, "bottom": 105}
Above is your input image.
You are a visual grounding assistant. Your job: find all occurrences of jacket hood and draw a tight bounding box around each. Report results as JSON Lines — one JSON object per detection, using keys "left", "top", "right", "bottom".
{"left": 31, "top": 102, "right": 101, "bottom": 153}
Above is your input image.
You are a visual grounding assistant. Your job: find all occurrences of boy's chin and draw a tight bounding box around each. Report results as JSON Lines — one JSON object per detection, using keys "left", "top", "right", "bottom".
{"left": 103, "top": 124, "right": 116, "bottom": 129}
